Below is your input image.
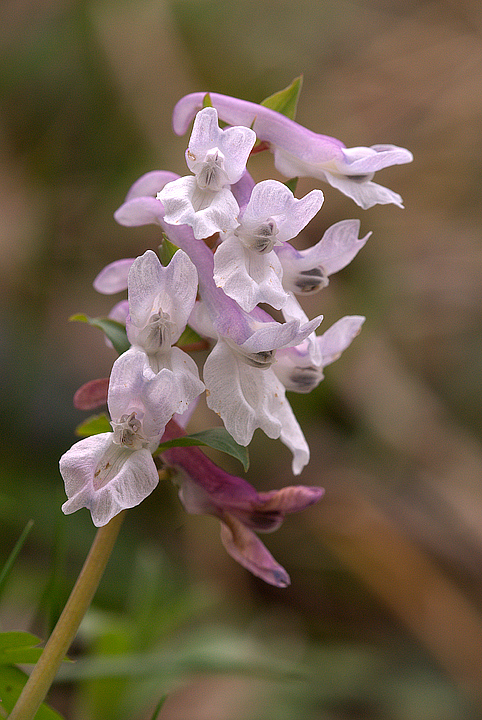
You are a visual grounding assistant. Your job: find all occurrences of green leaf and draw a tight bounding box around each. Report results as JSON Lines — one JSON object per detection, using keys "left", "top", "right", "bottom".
{"left": 0, "top": 665, "right": 64, "bottom": 719}
{"left": 158, "top": 235, "right": 180, "bottom": 267}
{"left": 75, "top": 413, "right": 112, "bottom": 437}
{"left": 261, "top": 76, "right": 303, "bottom": 120}
{"left": 0, "top": 520, "right": 34, "bottom": 600}
{"left": 70, "top": 314, "right": 130, "bottom": 356}
{"left": 156, "top": 427, "right": 249, "bottom": 471}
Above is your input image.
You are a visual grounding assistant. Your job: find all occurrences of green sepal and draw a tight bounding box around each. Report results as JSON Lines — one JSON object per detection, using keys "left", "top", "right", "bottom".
{"left": 69, "top": 314, "right": 130, "bottom": 356}
{"left": 158, "top": 234, "right": 180, "bottom": 267}
{"left": 155, "top": 427, "right": 249, "bottom": 471}
{"left": 0, "top": 664, "right": 64, "bottom": 719}
{"left": 261, "top": 76, "right": 303, "bottom": 120}
{"left": 202, "top": 92, "right": 213, "bottom": 108}
{"left": 75, "top": 413, "right": 112, "bottom": 437}
{"left": 175, "top": 325, "right": 206, "bottom": 350}
{"left": 284, "top": 176, "right": 299, "bottom": 194}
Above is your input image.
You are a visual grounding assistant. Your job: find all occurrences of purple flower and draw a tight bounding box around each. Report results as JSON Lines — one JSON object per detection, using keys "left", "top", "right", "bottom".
{"left": 161, "top": 420, "right": 324, "bottom": 587}
{"left": 172, "top": 92, "right": 413, "bottom": 209}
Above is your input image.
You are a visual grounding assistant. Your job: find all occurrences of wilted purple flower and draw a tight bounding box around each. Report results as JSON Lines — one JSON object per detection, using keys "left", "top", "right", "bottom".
{"left": 161, "top": 420, "right": 324, "bottom": 587}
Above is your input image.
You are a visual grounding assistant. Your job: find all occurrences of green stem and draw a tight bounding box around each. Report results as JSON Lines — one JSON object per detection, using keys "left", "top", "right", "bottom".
{"left": 8, "top": 510, "right": 126, "bottom": 720}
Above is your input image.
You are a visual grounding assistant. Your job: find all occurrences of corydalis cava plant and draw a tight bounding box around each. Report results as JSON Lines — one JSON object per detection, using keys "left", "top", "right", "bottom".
{"left": 60, "top": 78, "right": 412, "bottom": 587}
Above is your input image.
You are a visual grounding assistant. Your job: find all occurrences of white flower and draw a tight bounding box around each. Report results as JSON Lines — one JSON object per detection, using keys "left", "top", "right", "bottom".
{"left": 157, "top": 107, "right": 256, "bottom": 239}
{"left": 277, "top": 219, "right": 371, "bottom": 295}
{"left": 274, "top": 315, "right": 365, "bottom": 393}
{"left": 213, "top": 180, "right": 323, "bottom": 312}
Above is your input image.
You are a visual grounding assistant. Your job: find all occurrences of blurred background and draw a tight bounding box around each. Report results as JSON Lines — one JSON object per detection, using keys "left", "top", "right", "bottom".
{"left": 1, "top": 0, "right": 482, "bottom": 718}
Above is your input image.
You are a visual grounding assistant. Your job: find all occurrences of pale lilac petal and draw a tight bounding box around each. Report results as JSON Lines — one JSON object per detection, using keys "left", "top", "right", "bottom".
{"left": 338, "top": 145, "right": 414, "bottom": 174}
{"left": 213, "top": 235, "right": 288, "bottom": 312}
{"left": 127, "top": 249, "right": 198, "bottom": 346}
{"left": 230, "top": 171, "right": 256, "bottom": 208}
{"left": 239, "top": 313, "right": 322, "bottom": 355}
{"left": 93, "top": 258, "right": 135, "bottom": 294}
{"left": 173, "top": 93, "right": 344, "bottom": 164}
{"left": 114, "top": 196, "right": 164, "bottom": 227}
{"left": 274, "top": 315, "right": 365, "bottom": 394}
{"left": 277, "top": 400, "right": 310, "bottom": 475}
{"left": 158, "top": 176, "right": 239, "bottom": 239}
{"left": 108, "top": 346, "right": 203, "bottom": 440}
{"left": 241, "top": 180, "right": 323, "bottom": 244}
{"left": 108, "top": 299, "right": 129, "bottom": 325}
{"left": 60, "top": 433, "right": 159, "bottom": 526}
{"left": 220, "top": 514, "right": 290, "bottom": 587}
{"left": 173, "top": 93, "right": 412, "bottom": 208}
{"left": 322, "top": 170, "right": 405, "bottom": 209}
{"left": 281, "top": 293, "right": 322, "bottom": 366}
{"left": 125, "top": 170, "right": 180, "bottom": 201}
{"left": 277, "top": 220, "right": 370, "bottom": 293}
{"left": 126, "top": 250, "right": 164, "bottom": 330}
{"left": 187, "top": 107, "right": 256, "bottom": 184}
{"left": 317, "top": 315, "right": 365, "bottom": 366}
{"left": 306, "top": 220, "right": 370, "bottom": 276}
{"left": 203, "top": 340, "right": 283, "bottom": 445}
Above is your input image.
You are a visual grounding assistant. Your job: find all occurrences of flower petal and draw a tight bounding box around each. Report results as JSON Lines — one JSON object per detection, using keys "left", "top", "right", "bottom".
{"left": 124, "top": 170, "right": 180, "bottom": 201}
{"left": 214, "top": 235, "right": 288, "bottom": 312}
{"left": 93, "top": 258, "right": 135, "bottom": 294}
{"left": 203, "top": 340, "right": 283, "bottom": 445}
{"left": 241, "top": 180, "right": 323, "bottom": 244}
{"left": 220, "top": 513, "right": 290, "bottom": 587}
{"left": 60, "top": 433, "right": 159, "bottom": 526}
{"left": 114, "top": 196, "right": 165, "bottom": 227}
{"left": 158, "top": 176, "right": 240, "bottom": 239}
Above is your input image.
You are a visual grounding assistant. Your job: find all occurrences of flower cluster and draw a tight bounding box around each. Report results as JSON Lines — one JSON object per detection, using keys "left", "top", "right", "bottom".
{"left": 60, "top": 84, "right": 412, "bottom": 586}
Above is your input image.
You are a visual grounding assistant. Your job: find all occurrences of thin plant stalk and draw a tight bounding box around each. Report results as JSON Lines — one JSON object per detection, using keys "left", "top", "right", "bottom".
{"left": 8, "top": 510, "right": 126, "bottom": 720}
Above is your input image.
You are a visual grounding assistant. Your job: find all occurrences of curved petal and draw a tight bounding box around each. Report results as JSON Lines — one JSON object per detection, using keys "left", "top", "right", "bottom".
{"left": 114, "top": 196, "right": 164, "bottom": 227}
{"left": 93, "top": 258, "right": 135, "bottom": 294}
{"left": 60, "top": 433, "right": 159, "bottom": 526}
{"left": 125, "top": 170, "right": 180, "bottom": 201}
{"left": 127, "top": 249, "right": 198, "bottom": 346}
{"left": 317, "top": 315, "right": 365, "bottom": 366}
{"left": 158, "top": 176, "right": 240, "bottom": 239}
{"left": 187, "top": 107, "right": 256, "bottom": 184}
{"left": 203, "top": 340, "right": 283, "bottom": 445}
{"left": 323, "top": 170, "right": 405, "bottom": 209}
{"left": 220, "top": 513, "right": 290, "bottom": 587}
{"left": 242, "top": 180, "right": 323, "bottom": 243}
{"left": 214, "top": 235, "right": 288, "bottom": 312}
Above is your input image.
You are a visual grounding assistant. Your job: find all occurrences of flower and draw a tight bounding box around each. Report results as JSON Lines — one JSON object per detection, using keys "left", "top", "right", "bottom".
{"left": 189, "top": 301, "right": 322, "bottom": 474}
{"left": 213, "top": 179, "right": 324, "bottom": 312}
{"left": 60, "top": 347, "right": 172, "bottom": 526}
{"left": 157, "top": 107, "right": 256, "bottom": 238}
{"left": 161, "top": 420, "right": 324, "bottom": 587}
{"left": 276, "top": 219, "right": 371, "bottom": 295}
{"left": 172, "top": 92, "right": 413, "bottom": 209}
{"left": 274, "top": 315, "right": 365, "bottom": 393}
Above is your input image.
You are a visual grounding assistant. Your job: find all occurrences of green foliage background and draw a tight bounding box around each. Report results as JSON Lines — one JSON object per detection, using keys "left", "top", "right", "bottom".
{"left": 1, "top": 0, "right": 482, "bottom": 718}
